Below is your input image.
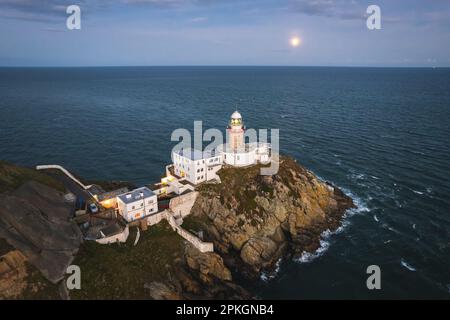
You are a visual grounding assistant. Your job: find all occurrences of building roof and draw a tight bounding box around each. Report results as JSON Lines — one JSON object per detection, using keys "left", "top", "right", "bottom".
{"left": 98, "top": 187, "right": 129, "bottom": 201}
{"left": 117, "top": 187, "right": 155, "bottom": 204}
{"left": 87, "top": 184, "right": 106, "bottom": 196}
{"left": 173, "top": 148, "right": 219, "bottom": 161}
{"left": 231, "top": 110, "right": 242, "bottom": 119}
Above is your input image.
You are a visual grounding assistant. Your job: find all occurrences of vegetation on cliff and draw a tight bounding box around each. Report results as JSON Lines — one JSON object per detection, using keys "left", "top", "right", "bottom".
{"left": 71, "top": 221, "right": 247, "bottom": 299}
{"left": 0, "top": 161, "right": 64, "bottom": 193}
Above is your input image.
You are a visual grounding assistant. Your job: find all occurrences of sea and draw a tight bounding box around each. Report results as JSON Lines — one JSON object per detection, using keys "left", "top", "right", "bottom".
{"left": 0, "top": 66, "right": 449, "bottom": 299}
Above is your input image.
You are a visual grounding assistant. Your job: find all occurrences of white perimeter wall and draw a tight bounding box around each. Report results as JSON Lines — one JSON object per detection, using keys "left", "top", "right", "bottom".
{"left": 96, "top": 225, "right": 129, "bottom": 245}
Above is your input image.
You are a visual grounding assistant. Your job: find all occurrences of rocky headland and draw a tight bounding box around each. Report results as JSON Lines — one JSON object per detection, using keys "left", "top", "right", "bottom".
{"left": 185, "top": 156, "right": 355, "bottom": 280}
{"left": 0, "top": 156, "right": 354, "bottom": 299}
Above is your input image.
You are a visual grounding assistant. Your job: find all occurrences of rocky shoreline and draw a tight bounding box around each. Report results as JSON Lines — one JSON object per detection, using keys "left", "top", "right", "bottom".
{"left": 184, "top": 156, "right": 355, "bottom": 282}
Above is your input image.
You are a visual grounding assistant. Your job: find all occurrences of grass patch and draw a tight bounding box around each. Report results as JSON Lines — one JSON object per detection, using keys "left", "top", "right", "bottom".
{"left": 20, "top": 264, "right": 60, "bottom": 300}
{"left": 70, "top": 220, "right": 185, "bottom": 299}
{"left": 0, "top": 161, "right": 64, "bottom": 193}
{"left": 181, "top": 215, "right": 209, "bottom": 234}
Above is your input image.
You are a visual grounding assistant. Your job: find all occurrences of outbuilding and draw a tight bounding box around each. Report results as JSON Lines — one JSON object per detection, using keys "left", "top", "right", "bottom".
{"left": 116, "top": 187, "right": 158, "bottom": 222}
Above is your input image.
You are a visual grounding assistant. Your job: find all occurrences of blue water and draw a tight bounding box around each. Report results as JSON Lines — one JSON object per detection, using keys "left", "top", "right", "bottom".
{"left": 0, "top": 67, "right": 449, "bottom": 299}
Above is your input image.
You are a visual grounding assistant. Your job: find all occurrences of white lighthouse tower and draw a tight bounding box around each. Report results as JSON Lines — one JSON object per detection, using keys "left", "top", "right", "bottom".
{"left": 227, "top": 110, "right": 245, "bottom": 152}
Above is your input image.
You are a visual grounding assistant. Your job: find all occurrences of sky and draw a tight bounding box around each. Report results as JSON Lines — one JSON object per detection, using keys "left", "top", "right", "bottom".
{"left": 0, "top": 0, "right": 449, "bottom": 67}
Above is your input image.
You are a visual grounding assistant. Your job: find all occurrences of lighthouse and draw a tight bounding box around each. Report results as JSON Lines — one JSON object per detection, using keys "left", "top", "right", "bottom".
{"left": 227, "top": 110, "right": 245, "bottom": 152}
{"left": 171, "top": 110, "right": 272, "bottom": 184}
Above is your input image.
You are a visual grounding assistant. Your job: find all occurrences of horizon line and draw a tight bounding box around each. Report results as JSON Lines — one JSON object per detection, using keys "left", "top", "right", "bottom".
{"left": 0, "top": 65, "right": 449, "bottom": 69}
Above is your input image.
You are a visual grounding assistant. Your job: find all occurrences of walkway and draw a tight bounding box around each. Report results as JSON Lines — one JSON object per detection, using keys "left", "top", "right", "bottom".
{"left": 164, "top": 210, "right": 213, "bottom": 253}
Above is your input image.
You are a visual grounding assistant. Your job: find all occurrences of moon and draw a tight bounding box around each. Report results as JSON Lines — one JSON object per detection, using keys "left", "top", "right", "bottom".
{"left": 290, "top": 36, "right": 301, "bottom": 47}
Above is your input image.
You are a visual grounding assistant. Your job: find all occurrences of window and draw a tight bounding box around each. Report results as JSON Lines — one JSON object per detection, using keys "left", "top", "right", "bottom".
{"left": 132, "top": 206, "right": 135, "bottom": 210}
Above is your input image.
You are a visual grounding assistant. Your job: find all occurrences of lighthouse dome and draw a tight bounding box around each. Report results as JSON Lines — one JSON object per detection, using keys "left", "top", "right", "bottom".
{"left": 229, "top": 110, "right": 243, "bottom": 127}
{"left": 231, "top": 111, "right": 242, "bottom": 119}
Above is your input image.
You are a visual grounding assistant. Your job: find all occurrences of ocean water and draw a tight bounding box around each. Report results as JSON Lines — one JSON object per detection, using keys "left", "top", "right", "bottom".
{"left": 0, "top": 67, "right": 449, "bottom": 299}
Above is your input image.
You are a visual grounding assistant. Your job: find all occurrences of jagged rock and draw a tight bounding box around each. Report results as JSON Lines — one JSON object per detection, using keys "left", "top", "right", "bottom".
{"left": 185, "top": 244, "right": 232, "bottom": 282}
{"left": 0, "top": 250, "right": 28, "bottom": 299}
{"left": 240, "top": 237, "right": 279, "bottom": 271}
{"left": 0, "top": 181, "right": 82, "bottom": 283}
{"left": 173, "top": 266, "right": 203, "bottom": 295}
{"left": 145, "top": 282, "right": 183, "bottom": 300}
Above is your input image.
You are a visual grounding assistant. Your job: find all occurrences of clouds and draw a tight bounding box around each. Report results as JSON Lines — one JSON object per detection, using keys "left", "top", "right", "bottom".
{"left": 0, "top": 0, "right": 366, "bottom": 23}
{"left": 190, "top": 16, "right": 208, "bottom": 22}
{"left": 287, "top": 0, "right": 366, "bottom": 20}
{"left": 0, "top": 0, "right": 208, "bottom": 22}
{"left": 0, "top": 0, "right": 89, "bottom": 22}
{"left": 0, "top": 0, "right": 85, "bottom": 15}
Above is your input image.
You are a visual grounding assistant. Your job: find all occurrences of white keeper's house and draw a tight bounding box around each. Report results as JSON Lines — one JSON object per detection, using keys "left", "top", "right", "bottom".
{"left": 172, "top": 148, "right": 223, "bottom": 185}
{"left": 116, "top": 187, "right": 158, "bottom": 222}
{"left": 171, "top": 111, "right": 271, "bottom": 185}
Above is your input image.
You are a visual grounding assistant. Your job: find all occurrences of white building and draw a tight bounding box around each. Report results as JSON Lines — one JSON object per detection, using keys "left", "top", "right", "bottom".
{"left": 172, "top": 148, "right": 222, "bottom": 185}
{"left": 219, "top": 142, "right": 270, "bottom": 167}
{"left": 169, "top": 111, "right": 271, "bottom": 185}
{"left": 116, "top": 187, "right": 158, "bottom": 222}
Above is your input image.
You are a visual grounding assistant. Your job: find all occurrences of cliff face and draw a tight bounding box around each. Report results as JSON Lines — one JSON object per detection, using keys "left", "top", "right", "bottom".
{"left": 188, "top": 156, "right": 354, "bottom": 277}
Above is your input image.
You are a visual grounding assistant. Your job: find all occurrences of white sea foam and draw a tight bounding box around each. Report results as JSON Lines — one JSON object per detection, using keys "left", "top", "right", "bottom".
{"left": 348, "top": 173, "right": 367, "bottom": 182}
{"left": 411, "top": 150, "right": 425, "bottom": 156}
{"left": 381, "top": 222, "right": 400, "bottom": 235}
{"left": 384, "top": 240, "right": 392, "bottom": 244}
{"left": 401, "top": 259, "right": 416, "bottom": 272}
{"left": 412, "top": 189, "right": 424, "bottom": 195}
{"left": 293, "top": 184, "right": 369, "bottom": 265}
{"left": 412, "top": 223, "right": 416, "bottom": 230}
{"left": 260, "top": 258, "right": 282, "bottom": 282}
{"left": 374, "top": 215, "right": 379, "bottom": 222}
{"left": 395, "top": 199, "right": 404, "bottom": 208}
{"left": 340, "top": 187, "right": 370, "bottom": 215}
{"left": 296, "top": 233, "right": 331, "bottom": 264}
